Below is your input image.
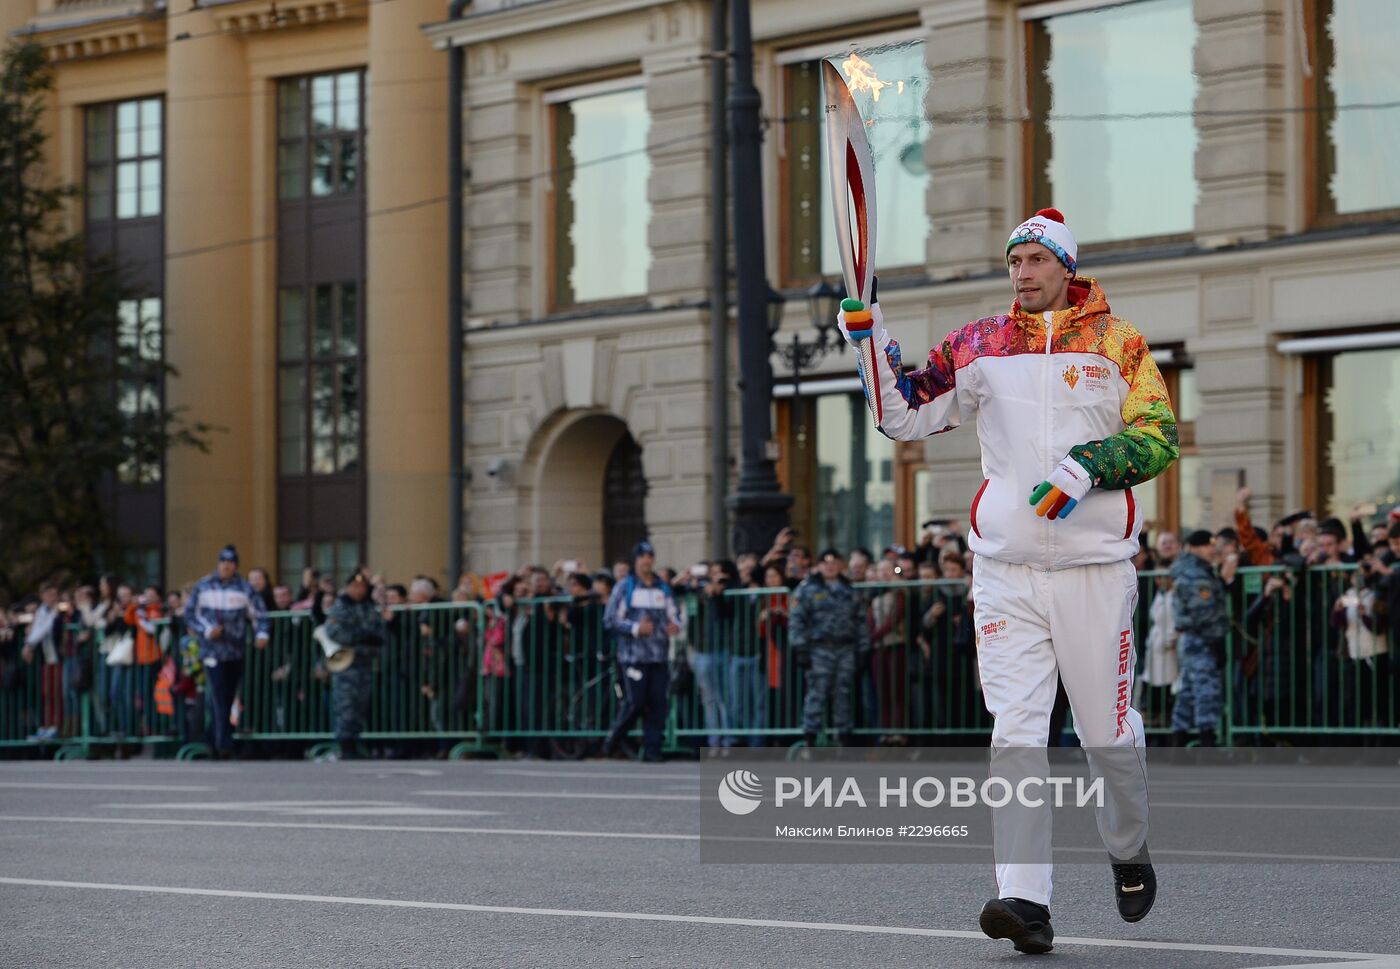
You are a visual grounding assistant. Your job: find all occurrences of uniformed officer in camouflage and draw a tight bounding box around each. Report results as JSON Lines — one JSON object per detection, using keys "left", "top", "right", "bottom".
{"left": 1168, "top": 530, "right": 1228, "bottom": 745}
{"left": 790, "top": 548, "right": 870, "bottom": 746}
{"left": 324, "top": 568, "right": 389, "bottom": 758}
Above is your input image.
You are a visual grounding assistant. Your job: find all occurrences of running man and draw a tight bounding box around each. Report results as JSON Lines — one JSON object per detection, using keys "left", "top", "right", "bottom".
{"left": 840, "top": 208, "right": 1178, "bottom": 953}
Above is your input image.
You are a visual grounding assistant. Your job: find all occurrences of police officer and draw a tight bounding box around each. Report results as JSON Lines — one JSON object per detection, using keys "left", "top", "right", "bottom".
{"left": 1169, "top": 530, "right": 1227, "bottom": 746}
{"left": 324, "top": 568, "right": 388, "bottom": 759}
{"left": 790, "top": 548, "right": 870, "bottom": 747}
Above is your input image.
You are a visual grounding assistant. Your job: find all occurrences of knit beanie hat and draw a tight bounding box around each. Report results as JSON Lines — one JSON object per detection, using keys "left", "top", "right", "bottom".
{"left": 1006, "top": 207, "right": 1078, "bottom": 273}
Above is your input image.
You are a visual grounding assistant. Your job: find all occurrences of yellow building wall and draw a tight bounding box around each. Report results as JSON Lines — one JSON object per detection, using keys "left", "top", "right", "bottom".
{"left": 163, "top": 9, "right": 257, "bottom": 585}
{"left": 364, "top": 0, "right": 450, "bottom": 585}
{"left": 26, "top": 5, "right": 448, "bottom": 588}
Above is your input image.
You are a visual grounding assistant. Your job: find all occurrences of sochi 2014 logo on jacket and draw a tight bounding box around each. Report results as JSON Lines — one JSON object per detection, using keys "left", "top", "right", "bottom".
{"left": 1063, "top": 363, "right": 1111, "bottom": 392}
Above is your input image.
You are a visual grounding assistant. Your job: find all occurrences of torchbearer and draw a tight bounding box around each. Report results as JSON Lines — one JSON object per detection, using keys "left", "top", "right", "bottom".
{"left": 824, "top": 61, "right": 1179, "bottom": 952}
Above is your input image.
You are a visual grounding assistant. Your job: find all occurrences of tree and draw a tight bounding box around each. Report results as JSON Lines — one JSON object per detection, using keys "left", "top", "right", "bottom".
{"left": 0, "top": 42, "right": 208, "bottom": 601}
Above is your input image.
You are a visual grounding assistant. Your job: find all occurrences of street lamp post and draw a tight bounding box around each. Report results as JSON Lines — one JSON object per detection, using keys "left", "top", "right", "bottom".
{"left": 725, "top": 0, "right": 791, "bottom": 556}
{"left": 770, "top": 279, "right": 844, "bottom": 516}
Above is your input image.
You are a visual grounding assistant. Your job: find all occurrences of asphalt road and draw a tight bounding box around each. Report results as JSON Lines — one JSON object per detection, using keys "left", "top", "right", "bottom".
{"left": 3, "top": 755, "right": 1400, "bottom": 969}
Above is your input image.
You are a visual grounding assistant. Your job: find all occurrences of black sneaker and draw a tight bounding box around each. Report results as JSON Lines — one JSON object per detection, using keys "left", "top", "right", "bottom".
{"left": 979, "top": 897, "right": 1054, "bottom": 954}
{"left": 1112, "top": 860, "right": 1157, "bottom": 923}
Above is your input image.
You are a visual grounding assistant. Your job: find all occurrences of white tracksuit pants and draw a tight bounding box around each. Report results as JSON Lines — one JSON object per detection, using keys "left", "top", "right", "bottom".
{"left": 972, "top": 555, "right": 1149, "bottom": 906}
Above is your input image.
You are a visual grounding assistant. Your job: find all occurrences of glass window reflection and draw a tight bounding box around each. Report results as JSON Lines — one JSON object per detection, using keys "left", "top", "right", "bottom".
{"left": 785, "top": 41, "right": 930, "bottom": 283}
{"left": 1317, "top": 0, "right": 1400, "bottom": 215}
{"left": 551, "top": 86, "right": 651, "bottom": 306}
{"left": 1029, "top": 0, "right": 1198, "bottom": 243}
{"left": 815, "top": 393, "right": 895, "bottom": 555}
{"left": 1322, "top": 348, "right": 1400, "bottom": 518}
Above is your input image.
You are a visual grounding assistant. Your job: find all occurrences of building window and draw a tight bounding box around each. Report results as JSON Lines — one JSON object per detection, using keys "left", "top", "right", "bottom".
{"left": 782, "top": 37, "right": 930, "bottom": 284}
{"left": 814, "top": 393, "right": 895, "bottom": 554}
{"left": 278, "top": 283, "right": 361, "bottom": 476}
{"left": 1312, "top": 347, "right": 1400, "bottom": 519}
{"left": 279, "top": 540, "right": 360, "bottom": 590}
{"left": 1308, "top": 0, "right": 1400, "bottom": 220}
{"left": 277, "top": 68, "right": 367, "bottom": 573}
{"left": 86, "top": 97, "right": 161, "bottom": 222}
{"left": 278, "top": 71, "right": 363, "bottom": 200}
{"left": 116, "top": 297, "right": 163, "bottom": 485}
{"left": 1024, "top": 0, "right": 1198, "bottom": 244}
{"left": 547, "top": 81, "right": 650, "bottom": 307}
{"left": 122, "top": 547, "right": 161, "bottom": 590}
{"left": 1127, "top": 363, "right": 1197, "bottom": 538}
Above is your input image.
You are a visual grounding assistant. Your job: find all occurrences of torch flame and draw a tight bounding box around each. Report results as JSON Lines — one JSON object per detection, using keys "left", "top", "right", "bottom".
{"left": 840, "top": 52, "right": 892, "bottom": 102}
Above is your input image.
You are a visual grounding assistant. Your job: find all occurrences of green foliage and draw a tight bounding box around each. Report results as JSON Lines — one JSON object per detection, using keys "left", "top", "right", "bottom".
{"left": 0, "top": 42, "right": 208, "bottom": 600}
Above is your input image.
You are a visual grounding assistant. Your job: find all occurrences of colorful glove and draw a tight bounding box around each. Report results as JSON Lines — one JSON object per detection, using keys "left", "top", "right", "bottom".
{"left": 1029, "top": 458, "right": 1093, "bottom": 520}
{"left": 838, "top": 297, "right": 883, "bottom": 344}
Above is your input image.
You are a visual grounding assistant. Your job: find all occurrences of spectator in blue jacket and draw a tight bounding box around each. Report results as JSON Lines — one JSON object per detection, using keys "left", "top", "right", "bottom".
{"left": 602, "top": 540, "right": 679, "bottom": 762}
{"left": 188, "top": 545, "right": 269, "bottom": 757}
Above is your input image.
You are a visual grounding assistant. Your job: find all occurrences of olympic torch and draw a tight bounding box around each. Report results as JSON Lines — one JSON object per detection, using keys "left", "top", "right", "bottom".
{"left": 820, "top": 58, "right": 880, "bottom": 426}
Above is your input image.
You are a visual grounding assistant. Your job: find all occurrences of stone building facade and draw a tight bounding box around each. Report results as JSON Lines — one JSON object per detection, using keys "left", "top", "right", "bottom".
{"left": 12, "top": 0, "right": 1396, "bottom": 585}
{"left": 429, "top": 0, "right": 1399, "bottom": 572}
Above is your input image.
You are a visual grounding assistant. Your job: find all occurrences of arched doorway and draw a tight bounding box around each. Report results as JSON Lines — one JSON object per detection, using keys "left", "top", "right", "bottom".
{"left": 527, "top": 412, "right": 647, "bottom": 570}
{"left": 602, "top": 432, "right": 647, "bottom": 566}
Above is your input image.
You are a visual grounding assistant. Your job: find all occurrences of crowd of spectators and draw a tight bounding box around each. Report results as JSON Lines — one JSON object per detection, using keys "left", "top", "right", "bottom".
{"left": 1, "top": 494, "right": 1395, "bottom": 757}
{"left": 1136, "top": 489, "right": 1399, "bottom": 741}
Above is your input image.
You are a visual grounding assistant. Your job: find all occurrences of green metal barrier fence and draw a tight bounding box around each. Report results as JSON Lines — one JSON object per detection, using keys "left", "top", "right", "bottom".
{"left": 0, "top": 563, "right": 1392, "bottom": 758}
{"left": 1224, "top": 563, "right": 1394, "bottom": 741}
{"left": 0, "top": 618, "right": 185, "bottom": 758}
{"left": 240, "top": 601, "right": 489, "bottom": 757}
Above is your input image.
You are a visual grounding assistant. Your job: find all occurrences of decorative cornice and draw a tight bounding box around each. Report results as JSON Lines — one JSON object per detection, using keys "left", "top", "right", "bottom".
{"left": 18, "top": 8, "right": 166, "bottom": 64}
{"left": 210, "top": 0, "right": 367, "bottom": 35}
{"left": 423, "top": 0, "right": 666, "bottom": 50}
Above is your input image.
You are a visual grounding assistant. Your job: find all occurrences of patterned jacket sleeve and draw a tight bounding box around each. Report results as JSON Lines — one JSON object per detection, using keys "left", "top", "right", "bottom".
{"left": 187, "top": 578, "right": 214, "bottom": 636}
{"left": 1067, "top": 329, "right": 1179, "bottom": 489}
{"left": 843, "top": 306, "right": 976, "bottom": 442}
{"left": 603, "top": 581, "right": 634, "bottom": 639}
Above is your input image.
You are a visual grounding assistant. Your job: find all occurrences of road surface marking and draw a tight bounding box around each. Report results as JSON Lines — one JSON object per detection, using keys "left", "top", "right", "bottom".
{"left": 0, "top": 782, "right": 215, "bottom": 792}
{"left": 0, "top": 875, "right": 1395, "bottom": 963}
{"left": 417, "top": 789, "right": 698, "bottom": 801}
{"left": 4, "top": 815, "right": 1399, "bottom": 862}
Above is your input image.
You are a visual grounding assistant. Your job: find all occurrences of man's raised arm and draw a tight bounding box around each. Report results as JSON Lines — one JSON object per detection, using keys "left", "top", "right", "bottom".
{"left": 839, "top": 297, "right": 975, "bottom": 442}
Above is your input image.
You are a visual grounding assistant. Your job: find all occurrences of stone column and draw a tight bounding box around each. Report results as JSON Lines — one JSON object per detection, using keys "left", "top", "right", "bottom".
{"left": 642, "top": 4, "right": 711, "bottom": 305}
{"left": 1192, "top": 274, "right": 1286, "bottom": 529}
{"left": 464, "top": 63, "right": 532, "bottom": 325}
{"left": 1193, "top": 0, "right": 1288, "bottom": 244}
{"left": 922, "top": 0, "right": 1016, "bottom": 280}
{"left": 641, "top": 1, "right": 716, "bottom": 562}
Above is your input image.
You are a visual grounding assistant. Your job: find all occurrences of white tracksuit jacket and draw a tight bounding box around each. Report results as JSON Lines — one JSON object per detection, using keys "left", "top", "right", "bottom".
{"left": 845, "top": 277, "right": 1178, "bottom": 568}
{"left": 844, "top": 277, "right": 1179, "bottom": 905}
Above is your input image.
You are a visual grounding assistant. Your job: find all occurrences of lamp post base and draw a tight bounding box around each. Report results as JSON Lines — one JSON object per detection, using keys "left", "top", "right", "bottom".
{"left": 727, "top": 487, "right": 793, "bottom": 558}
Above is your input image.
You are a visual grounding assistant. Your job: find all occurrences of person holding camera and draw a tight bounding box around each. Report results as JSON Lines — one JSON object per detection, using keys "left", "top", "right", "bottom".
{"left": 602, "top": 540, "right": 680, "bottom": 762}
